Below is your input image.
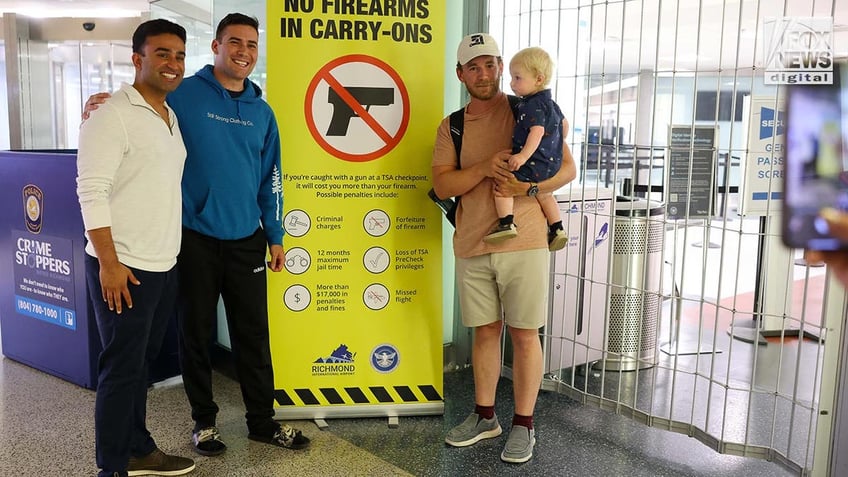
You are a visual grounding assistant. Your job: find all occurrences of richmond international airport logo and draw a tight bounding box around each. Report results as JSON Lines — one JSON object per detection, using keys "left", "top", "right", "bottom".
{"left": 763, "top": 17, "right": 833, "bottom": 85}
{"left": 22, "top": 184, "right": 43, "bottom": 234}
{"left": 312, "top": 344, "right": 356, "bottom": 376}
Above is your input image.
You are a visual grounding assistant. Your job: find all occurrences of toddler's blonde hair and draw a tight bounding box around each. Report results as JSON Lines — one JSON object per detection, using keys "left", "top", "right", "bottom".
{"left": 510, "top": 46, "right": 554, "bottom": 87}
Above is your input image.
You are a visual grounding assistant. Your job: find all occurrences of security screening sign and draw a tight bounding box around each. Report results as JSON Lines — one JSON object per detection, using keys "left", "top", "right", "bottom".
{"left": 266, "top": 1, "right": 445, "bottom": 420}
{"left": 739, "top": 96, "right": 786, "bottom": 216}
{"left": 763, "top": 17, "right": 833, "bottom": 85}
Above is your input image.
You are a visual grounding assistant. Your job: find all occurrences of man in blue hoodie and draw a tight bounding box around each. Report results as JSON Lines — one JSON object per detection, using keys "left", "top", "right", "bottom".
{"left": 85, "top": 13, "right": 309, "bottom": 457}
{"left": 168, "top": 13, "right": 310, "bottom": 456}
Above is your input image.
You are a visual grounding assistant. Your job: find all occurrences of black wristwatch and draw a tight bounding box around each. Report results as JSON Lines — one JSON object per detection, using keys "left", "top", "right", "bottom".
{"left": 527, "top": 183, "right": 539, "bottom": 197}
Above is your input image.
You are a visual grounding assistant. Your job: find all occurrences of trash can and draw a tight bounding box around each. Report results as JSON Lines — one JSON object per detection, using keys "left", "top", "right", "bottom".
{"left": 598, "top": 196, "right": 664, "bottom": 371}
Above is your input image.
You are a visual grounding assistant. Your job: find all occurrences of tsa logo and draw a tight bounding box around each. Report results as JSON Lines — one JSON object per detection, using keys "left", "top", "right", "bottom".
{"left": 22, "top": 184, "right": 43, "bottom": 234}
{"left": 370, "top": 344, "right": 399, "bottom": 373}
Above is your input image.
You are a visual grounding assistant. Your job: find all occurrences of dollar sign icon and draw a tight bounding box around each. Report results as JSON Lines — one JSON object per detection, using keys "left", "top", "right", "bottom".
{"left": 284, "top": 285, "right": 309, "bottom": 312}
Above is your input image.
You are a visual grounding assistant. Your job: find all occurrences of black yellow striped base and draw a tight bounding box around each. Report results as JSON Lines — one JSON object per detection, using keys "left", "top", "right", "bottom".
{"left": 275, "top": 384, "right": 443, "bottom": 406}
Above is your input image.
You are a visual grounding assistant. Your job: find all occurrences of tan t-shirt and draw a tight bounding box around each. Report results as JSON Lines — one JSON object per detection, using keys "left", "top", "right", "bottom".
{"left": 432, "top": 93, "right": 547, "bottom": 259}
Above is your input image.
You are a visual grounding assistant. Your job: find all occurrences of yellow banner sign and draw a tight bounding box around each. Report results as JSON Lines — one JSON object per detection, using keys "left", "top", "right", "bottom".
{"left": 266, "top": 0, "right": 445, "bottom": 417}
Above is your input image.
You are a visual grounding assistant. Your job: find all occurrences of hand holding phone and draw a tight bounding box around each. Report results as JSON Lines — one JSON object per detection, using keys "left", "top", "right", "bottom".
{"left": 805, "top": 208, "right": 848, "bottom": 288}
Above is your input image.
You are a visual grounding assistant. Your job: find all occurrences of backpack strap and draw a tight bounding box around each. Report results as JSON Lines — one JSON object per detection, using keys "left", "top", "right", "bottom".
{"left": 507, "top": 94, "right": 521, "bottom": 117}
{"left": 449, "top": 107, "right": 465, "bottom": 167}
{"left": 441, "top": 107, "right": 465, "bottom": 227}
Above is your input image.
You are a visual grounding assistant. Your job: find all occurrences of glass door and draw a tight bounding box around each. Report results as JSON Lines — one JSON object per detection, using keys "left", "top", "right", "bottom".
{"left": 47, "top": 41, "right": 133, "bottom": 149}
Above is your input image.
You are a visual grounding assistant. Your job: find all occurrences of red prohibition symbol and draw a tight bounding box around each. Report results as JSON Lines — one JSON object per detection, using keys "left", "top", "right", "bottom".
{"left": 304, "top": 54, "right": 411, "bottom": 162}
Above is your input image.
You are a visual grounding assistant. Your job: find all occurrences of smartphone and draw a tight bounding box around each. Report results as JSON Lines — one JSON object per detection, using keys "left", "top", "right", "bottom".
{"left": 783, "top": 62, "right": 848, "bottom": 250}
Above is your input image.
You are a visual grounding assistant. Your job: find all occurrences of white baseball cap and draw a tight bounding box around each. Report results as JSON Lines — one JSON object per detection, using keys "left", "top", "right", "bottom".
{"left": 456, "top": 33, "right": 501, "bottom": 66}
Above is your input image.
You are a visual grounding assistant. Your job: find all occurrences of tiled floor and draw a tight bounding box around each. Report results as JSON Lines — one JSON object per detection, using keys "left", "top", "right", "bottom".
{"left": 0, "top": 349, "right": 410, "bottom": 477}
{"left": 0, "top": 328, "right": 794, "bottom": 476}
{"left": 539, "top": 208, "right": 828, "bottom": 474}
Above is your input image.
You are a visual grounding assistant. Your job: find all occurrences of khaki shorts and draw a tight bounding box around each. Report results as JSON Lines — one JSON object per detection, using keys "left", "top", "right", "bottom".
{"left": 456, "top": 248, "right": 550, "bottom": 329}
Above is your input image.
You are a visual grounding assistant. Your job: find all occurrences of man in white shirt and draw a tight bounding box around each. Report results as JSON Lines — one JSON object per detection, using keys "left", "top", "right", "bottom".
{"left": 76, "top": 19, "right": 195, "bottom": 477}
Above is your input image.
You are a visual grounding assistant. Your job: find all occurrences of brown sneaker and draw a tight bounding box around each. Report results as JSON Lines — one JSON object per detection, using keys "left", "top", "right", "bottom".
{"left": 127, "top": 448, "right": 195, "bottom": 476}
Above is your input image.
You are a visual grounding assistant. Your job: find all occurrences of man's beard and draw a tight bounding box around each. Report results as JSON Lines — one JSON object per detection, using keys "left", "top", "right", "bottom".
{"left": 466, "top": 79, "right": 501, "bottom": 101}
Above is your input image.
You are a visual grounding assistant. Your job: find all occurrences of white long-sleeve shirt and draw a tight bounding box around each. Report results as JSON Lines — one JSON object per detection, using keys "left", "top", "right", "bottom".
{"left": 77, "top": 83, "right": 186, "bottom": 272}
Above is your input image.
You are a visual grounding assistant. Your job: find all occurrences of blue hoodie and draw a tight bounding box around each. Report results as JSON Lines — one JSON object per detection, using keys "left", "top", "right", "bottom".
{"left": 168, "top": 64, "right": 283, "bottom": 245}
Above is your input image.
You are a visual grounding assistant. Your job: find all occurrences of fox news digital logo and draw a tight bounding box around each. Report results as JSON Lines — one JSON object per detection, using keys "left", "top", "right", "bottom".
{"left": 763, "top": 17, "right": 833, "bottom": 85}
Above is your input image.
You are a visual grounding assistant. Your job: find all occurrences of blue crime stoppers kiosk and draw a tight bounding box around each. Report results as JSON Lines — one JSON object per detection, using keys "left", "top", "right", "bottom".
{"left": 0, "top": 150, "right": 180, "bottom": 389}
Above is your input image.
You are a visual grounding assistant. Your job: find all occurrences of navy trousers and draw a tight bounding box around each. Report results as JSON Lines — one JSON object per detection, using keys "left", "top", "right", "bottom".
{"left": 86, "top": 255, "right": 178, "bottom": 476}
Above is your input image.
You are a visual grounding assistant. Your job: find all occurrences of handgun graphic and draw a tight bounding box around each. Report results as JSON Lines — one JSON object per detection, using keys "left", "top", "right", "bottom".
{"left": 327, "top": 86, "right": 394, "bottom": 136}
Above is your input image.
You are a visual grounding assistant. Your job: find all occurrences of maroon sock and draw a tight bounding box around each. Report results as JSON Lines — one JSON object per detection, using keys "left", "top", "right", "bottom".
{"left": 475, "top": 404, "right": 495, "bottom": 420}
{"left": 512, "top": 414, "right": 533, "bottom": 430}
